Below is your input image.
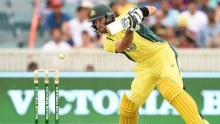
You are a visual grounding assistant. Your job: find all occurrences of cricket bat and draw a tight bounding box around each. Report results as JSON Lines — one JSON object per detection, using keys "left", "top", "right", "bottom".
{"left": 106, "top": 16, "right": 131, "bottom": 35}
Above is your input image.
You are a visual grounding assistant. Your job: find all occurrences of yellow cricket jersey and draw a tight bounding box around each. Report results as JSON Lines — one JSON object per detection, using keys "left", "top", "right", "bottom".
{"left": 103, "top": 19, "right": 168, "bottom": 63}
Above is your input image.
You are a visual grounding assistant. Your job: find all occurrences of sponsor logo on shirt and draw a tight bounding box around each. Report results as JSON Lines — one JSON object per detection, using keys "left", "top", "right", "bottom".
{"left": 125, "top": 42, "right": 137, "bottom": 52}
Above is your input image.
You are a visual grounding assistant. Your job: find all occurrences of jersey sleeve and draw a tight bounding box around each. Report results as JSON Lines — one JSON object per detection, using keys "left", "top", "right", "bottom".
{"left": 103, "top": 15, "right": 127, "bottom": 53}
{"left": 103, "top": 35, "right": 117, "bottom": 53}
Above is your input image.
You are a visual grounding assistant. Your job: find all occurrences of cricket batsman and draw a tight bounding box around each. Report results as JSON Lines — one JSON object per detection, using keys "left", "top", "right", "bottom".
{"left": 89, "top": 4, "right": 209, "bottom": 124}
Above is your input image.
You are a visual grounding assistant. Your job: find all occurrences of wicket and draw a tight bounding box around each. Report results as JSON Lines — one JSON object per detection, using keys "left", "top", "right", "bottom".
{"left": 34, "top": 69, "right": 59, "bottom": 124}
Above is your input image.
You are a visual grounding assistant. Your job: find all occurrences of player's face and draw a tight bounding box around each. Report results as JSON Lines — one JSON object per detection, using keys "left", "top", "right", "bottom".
{"left": 52, "top": 6, "right": 62, "bottom": 14}
{"left": 188, "top": 2, "right": 197, "bottom": 13}
{"left": 94, "top": 17, "right": 107, "bottom": 34}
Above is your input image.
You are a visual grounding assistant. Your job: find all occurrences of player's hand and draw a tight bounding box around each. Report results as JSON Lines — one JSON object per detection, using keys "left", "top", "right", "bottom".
{"left": 127, "top": 7, "right": 143, "bottom": 19}
{"left": 128, "top": 24, "right": 140, "bottom": 32}
{"left": 127, "top": 8, "right": 143, "bottom": 31}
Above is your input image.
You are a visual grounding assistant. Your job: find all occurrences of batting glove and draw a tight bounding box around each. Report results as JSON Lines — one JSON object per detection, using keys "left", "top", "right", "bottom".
{"left": 127, "top": 8, "right": 143, "bottom": 31}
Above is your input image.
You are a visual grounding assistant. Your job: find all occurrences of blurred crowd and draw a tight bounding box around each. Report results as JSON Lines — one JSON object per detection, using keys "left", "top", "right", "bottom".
{"left": 38, "top": 0, "right": 220, "bottom": 51}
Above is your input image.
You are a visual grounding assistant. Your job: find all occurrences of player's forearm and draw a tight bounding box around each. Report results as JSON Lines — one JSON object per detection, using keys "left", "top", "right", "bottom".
{"left": 115, "top": 31, "right": 133, "bottom": 52}
{"left": 140, "top": 6, "right": 157, "bottom": 17}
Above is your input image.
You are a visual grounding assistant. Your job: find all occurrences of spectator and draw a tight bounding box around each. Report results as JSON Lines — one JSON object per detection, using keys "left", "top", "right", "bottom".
{"left": 37, "top": 0, "right": 53, "bottom": 35}
{"left": 38, "top": 0, "right": 53, "bottom": 22}
{"left": 138, "top": 0, "right": 160, "bottom": 9}
{"left": 43, "top": 0, "right": 71, "bottom": 31}
{"left": 176, "top": 15, "right": 197, "bottom": 48}
{"left": 81, "top": 31, "right": 96, "bottom": 48}
{"left": 206, "top": 32, "right": 220, "bottom": 48}
{"left": 150, "top": 10, "right": 166, "bottom": 35}
{"left": 117, "top": 0, "right": 136, "bottom": 15}
{"left": 109, "top": 1, "right": 120, "bottom": 17}
{"left": 183, "top": 0, "right": 192, "bottom": 4}
{"left": 27, "top": 62, "right": 38, "bottom": 71}
{"left": 200, "top": 0, "right": 211, "bottom": 13}
{"left": 176, "top": 15, "right": 189, "bottom": 38}
{"left": 138, "top": 0, "right": 159, "bottom": 26}
{"left": 85, "top": 64, "right": 94, "bottom": 71}
{"left": 164, "top": 27, "right": 179, "bottom": 48}
{"left": 45, "top": 0, "right": 53, "bottom": 7}
{"left": 216, "top": 1, "right": 220, "bottom": 23}
{"left": 179, "top": 35, "right": 197, "bottom": 48}
{"left": 42, "top": 28, "right": 71, "bottom": 51}
{"left": 68, "top": 4, "right": 95, "bottom": 47}
{"left": 160, "top": 0, "right": 180, "bottom": 27}
{"left": 80, "top": 0, "right": 94, "bottom": 17}
{"left": 197, "top": 9, "right": 220, "bottom": 47}
{"left": 93, "top": 34, "right": 105, "bottom": 48}
{"left": 61, "top": 22, "right": 74, "bottom": 47}
{"left": 180, "top": 0, "right": 208, "bottom": 34}
{"left": 155, "top": 28, "right": 167, "bottom": 40}
{"left": 171, "top": 0, "right": 186, "bottom": 12}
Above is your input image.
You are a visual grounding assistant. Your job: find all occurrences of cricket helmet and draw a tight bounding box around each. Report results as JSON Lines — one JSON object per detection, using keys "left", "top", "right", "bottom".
{"left": 89, "top": 4, "right": 115, "bottom": 33}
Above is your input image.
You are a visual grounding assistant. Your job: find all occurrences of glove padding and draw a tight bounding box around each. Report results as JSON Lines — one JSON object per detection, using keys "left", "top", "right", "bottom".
{"left": 127, "top": 8, "right": 143, "bottom": 31}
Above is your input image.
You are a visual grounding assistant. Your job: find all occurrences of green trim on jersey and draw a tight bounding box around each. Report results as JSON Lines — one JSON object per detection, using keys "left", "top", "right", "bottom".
{"left": 136, "top": 24, "right": 166, "bottom": 42}
{"left": 122, "top": 52, "right": 135, "bottom": 62}
{"left": 170, "top": 46, "right": 181, "bottom": 76}
{"left": 170, "top": 46, "right": 179, "bottom": 68}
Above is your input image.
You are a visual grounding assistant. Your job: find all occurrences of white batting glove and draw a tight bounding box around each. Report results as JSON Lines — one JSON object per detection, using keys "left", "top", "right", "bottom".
{"left": 127, "top": 8, "right": 143, "bottom": 31}
{"left": 128, "top": 24, "right": 140, "bottom": 31}
{"left": 127, "top": 7, "right": 143, "bottom": 19}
